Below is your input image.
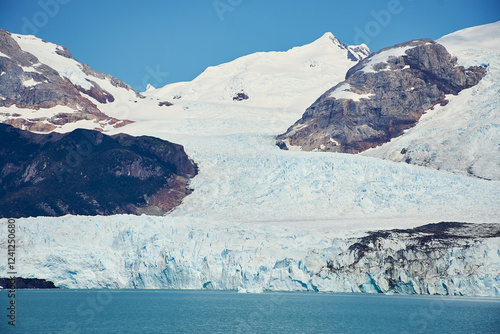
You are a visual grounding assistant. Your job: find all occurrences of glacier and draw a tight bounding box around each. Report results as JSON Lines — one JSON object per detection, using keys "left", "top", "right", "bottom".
{"left": 1, "top": 25, "right": 499, "bottom": 296}
{"left": 2, "top": 216, "right": 498, "bottom": 296}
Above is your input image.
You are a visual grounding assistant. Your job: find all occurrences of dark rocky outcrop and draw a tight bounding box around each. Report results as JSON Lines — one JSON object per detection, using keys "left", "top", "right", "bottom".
{"left": 0, "top": 277, "right": 58, "bottom": 289}
{"left": 233, "top": 91, "right": 249, "bottom": 101}
{"left": 277, "top": 39, "right": 487, "bottom": 153}
{"left": 0, "top": 29, "right": 138, "bottom": 132}
{"left": 75, "top": 81, "right": 115, "bottom": 103}
{"left": 0, "top": 123, "right": 197, "bottom": 218}
{"left": 159, "top": 101, "right": 173, "bottom": 107}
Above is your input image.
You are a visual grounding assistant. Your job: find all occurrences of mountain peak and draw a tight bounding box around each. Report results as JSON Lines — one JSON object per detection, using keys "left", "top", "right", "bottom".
{"left": 320, "top": 31, "right": 337, "bottom": 41}
{"left": 312, "top": 32, "right": 343, "bottom": 48}
{"left": 147, "top": 31, "right": 370, "bottom": 110}
{"left": 277, "top": 38, "right": 487, "bottom": 156}
{"left": 308, "top": 32, "right": 370, "bottom": 62}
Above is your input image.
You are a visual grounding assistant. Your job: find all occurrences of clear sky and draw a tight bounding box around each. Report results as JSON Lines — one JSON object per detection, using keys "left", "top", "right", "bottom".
{"left": 1, "top": 0, "right": 499, "bottom": 91}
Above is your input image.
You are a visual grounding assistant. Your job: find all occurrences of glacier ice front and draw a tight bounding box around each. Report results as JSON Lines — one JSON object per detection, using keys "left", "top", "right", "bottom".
{"left": 3, "top": 216, "right": 499, "bottom": 296}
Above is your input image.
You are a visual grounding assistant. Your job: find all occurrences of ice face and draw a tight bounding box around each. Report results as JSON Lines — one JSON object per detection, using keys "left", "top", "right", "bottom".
{"left": 3, "top": 216, "right": 499, "bottom": 296}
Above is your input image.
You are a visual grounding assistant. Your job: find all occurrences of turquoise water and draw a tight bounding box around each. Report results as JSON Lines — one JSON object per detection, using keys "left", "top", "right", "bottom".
{"left": 2, "top": 290, "right": 499, "bottom": 333}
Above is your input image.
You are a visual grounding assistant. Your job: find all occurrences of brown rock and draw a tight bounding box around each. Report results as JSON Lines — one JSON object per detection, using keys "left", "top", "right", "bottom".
{"left": 277, "top": 39, "right": 487, "bottom": 153}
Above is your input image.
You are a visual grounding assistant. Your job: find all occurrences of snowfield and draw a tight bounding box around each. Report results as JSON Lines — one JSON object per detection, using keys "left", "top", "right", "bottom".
{"left": 1, "top": 25, "right": 499, "bottom": 294}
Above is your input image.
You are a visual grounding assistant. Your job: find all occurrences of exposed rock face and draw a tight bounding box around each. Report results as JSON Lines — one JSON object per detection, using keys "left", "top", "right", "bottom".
{"left": 75, "top": 81, "right": 115, "bottom": 103}
{"left": 0, "top": 124, "right": 197, "bottom": 218}
{"left": 233, "top": 91, "right": 249, "bottom": 101}
{"left": 277, "top": 39, "right": 487, "bottom": 153}
{"left": 0, "top": 29, "right": 138, "bottom": 132}
{"left": 0, "top": 277, "right": 58, "bottom": 289}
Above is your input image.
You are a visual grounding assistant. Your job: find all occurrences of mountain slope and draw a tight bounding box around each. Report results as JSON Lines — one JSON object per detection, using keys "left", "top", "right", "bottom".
{"left": 0, "top": 124, "right": 197, "bottom": 217}
{"left": 0, "top": 29, "right": 138, "bottom": 132}
{"left": 362, "top": 21, "right": 500, "bottom": 180}
{"left": 94, "top": 29, "right": 499, "bottom": 224}
{"left": 276, "top": 38, "right": 487, "bottom": 155}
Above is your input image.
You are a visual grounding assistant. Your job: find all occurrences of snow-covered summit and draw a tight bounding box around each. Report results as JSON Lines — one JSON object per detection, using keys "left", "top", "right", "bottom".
{"left": 145, "top": 33, "right": 369, "bottom": 112}
{"left": 306, "top": 32, "right": 369, "bottom": 59}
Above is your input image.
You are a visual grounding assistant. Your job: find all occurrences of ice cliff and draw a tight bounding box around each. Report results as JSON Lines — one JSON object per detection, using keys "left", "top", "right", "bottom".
{"left": 3, "top": 216, "right": 498, "bottom": 296}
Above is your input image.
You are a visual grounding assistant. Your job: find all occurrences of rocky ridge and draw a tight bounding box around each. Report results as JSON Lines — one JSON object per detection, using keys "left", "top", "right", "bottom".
{"left": 277, "top": 39, "right": 487, "bottom": 153}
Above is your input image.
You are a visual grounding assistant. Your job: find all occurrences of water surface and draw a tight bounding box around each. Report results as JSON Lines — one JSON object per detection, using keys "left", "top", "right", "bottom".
{"left": 2, "top": 290, "right": 499, "bottom": 333}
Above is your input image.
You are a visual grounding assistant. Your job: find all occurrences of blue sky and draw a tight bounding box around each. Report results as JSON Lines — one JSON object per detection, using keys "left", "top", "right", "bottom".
{"left": 1, "top": 0, "right": 499, "bottom": 91}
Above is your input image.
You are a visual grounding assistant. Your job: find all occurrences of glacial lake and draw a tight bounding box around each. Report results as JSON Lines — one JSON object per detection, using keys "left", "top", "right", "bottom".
{"left": 2, "top": 290, "right": 499, "bottom": 333}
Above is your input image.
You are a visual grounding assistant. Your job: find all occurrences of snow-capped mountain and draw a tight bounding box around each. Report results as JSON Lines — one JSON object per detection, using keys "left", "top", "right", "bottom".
{"left": 0, "top": 25, "right": 498, "bottom": 296}
{"left": 94, "top": 30, "right": 498, "bottom": 226}
{"left": 146, "top": 32, "right": 369, "bottom": 111}
{"left": 95, "top": 32, "right": 371, "bottom": 142}
{"left": 362, "top": 21, "right": 500, "bottom": 180}
{"left": 0, "top": 29, "right": 139, "bottom": 132}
